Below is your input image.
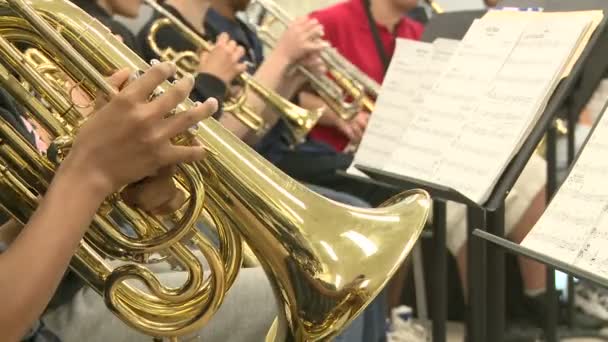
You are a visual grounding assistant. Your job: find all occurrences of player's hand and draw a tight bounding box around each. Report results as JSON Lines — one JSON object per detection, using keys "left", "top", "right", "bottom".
{"left": 299, "top": 52, "right": 327, "bottom": 75}
{"left": 335, "top": 111, "right": 369, "bottom": 144}
{"left": 121, "top": 165, "right": 186, "bottom": 215}
{"left": 198, "top": 33, "right": 247, "bottom": 84}
{"left": 274, "top": 17, "right": 325, "bottom": 64}
{"left": 64, "top": 62, "right": 218, "bottom": 196}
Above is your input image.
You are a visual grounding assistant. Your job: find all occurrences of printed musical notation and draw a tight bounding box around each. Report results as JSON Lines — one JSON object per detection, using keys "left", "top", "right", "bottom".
{"left": 522, "top": 112, "right": 608, "bottom": 278}
{"left": 348, "top": 38, "right": 458, "bottom": 177}
{"left": 353, "top": 11, "right": 595, "bottom": 204}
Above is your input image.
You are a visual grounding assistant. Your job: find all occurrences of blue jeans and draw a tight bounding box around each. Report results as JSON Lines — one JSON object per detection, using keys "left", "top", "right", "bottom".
{"left": 333, "top": 290, "right": 388, "bottom": 342}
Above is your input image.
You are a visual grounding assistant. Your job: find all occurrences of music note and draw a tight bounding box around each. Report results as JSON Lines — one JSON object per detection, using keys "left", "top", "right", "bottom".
{"left": 354, "top": 11, "right": 595, "bottom": 206}
{"left": 523, "top": 103, "right": 608, "bottom": 279}
{"left": 350, "top": 38, "right": 458, "bottom": 176}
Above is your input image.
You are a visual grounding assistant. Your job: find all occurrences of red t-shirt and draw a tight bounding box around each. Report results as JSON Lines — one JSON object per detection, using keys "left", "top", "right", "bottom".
{"left": 308, "top": 0, "right": 424, "bottom": 151}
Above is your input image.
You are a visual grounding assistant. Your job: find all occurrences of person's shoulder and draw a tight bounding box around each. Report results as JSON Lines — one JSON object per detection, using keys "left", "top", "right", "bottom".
{"left": 399, "top": 16, "right": 425, "bottom": 41}
{"left": 309, "top": 1, "right": 354, "bottom": 25}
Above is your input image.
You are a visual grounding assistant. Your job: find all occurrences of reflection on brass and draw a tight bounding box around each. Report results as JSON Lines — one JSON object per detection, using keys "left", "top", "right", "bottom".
{"left": 0, "top": 0, "right": 431, "bottom": 340}
{"left": 424, "top": 0, "right": 444, "bottom": 14}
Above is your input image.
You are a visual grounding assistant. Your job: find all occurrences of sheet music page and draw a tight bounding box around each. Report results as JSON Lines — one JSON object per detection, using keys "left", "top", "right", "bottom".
{"left": 348, "top": 38, "right": 458, "bottom": 177}
{"left": 483, "top": 10, "right": 604, "bottom": 77}
{"left": 349, "top": 40, "right": 433, "bottom": 176}
{"left": 376, "top": 14, "right": 592, "bottom": 203}
{"left": 435, "top": 15, "right": 592, "bottom": 203}
{"left": 383, "top": 17, "right": 533, "bottom": 189}
{"left": 522, "top": 108, "right": 608, "bottom": 278}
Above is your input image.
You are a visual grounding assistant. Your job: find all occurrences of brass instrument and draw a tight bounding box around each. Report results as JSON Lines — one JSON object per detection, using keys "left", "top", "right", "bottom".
{"left": 424, "top": 0, "right": 444, "bottom": 14}
{"left": 244, "top": 1, "right": 359, "bottom": 121}
{"left": 0, "top": 0, "right": 431, "bottom": 341}
{"left": 248, "top": 0, "right": 378, "bottom": 115}
{"left": 535, "top": 118, "right": 569, "bottom": 158}
{"left": 144, "top": 0, "right": 322, "bottom": 145}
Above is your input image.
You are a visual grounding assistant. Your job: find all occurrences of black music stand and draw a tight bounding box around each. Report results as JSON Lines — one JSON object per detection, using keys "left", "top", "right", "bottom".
{"left": 356, "top": 11, "right": 608, "bottom": 342}
{"left": 500, "top": 1, "right": 608, "bottom": 336}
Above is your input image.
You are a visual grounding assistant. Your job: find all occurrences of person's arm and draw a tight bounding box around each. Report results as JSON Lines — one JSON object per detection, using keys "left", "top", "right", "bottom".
{"left": 277, "top": 52, "right": 327, "bottom": 101}
{"left": 298, "top": 91, "right": 369, "bottom": 144}
{"left": 221, "top": 18, "right": 325, "bottom": 145}
{"left": 0, "top": 62, "right": 216, "bottom": 341}
{"left": 195, "top": 32, "right": 246, "bottom": 111}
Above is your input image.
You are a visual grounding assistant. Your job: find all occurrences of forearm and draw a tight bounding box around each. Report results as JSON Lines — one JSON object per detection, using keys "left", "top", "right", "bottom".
{"left": 224, "top": 53, "right": 292, "bottom": 145}
{"left": 277, "top": 69, "right": 307, "bottom": 101}
{"left": 0, "top": 162, "right": 105, "bottom": 341}
{"left": 246, "top": 52, "right": 291, "bottom": 124}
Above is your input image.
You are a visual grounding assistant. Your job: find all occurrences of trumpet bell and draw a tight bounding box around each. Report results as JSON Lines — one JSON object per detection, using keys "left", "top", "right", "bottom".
{"left": 248, "top": 189, "right": 430, "bottom": 340}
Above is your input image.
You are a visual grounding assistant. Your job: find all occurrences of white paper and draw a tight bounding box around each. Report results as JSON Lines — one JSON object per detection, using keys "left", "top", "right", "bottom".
{"left": 522, "top": 108, "right": 608, "bottom": 278}
{"left": 377, "top": 14, "right": 592, "bottom": 203}
{"left": 348, "top": 38, "right": 458, "bottom": 177}
{"left": 435, "top": 15, "right": 592, "bottom": 202}
{"left": 385, "top": 17, "right": 533, "bottom": 194}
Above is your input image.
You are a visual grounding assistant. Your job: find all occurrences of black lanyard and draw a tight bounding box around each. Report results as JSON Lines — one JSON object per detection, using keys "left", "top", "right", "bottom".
{"left": 362, "top": 0, "right": 390, "bottom": 73}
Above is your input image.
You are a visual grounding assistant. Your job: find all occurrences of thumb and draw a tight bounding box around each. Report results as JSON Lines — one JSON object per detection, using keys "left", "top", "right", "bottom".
{"left": 217, "top": 32, "right": 230, "bottom": 45}
{"left": 107, "top": 68, "right": 131, "bottom": 89}
{"left": 95, "top": 68, "right": 131, "bottom": 109}
{"left": 337, "top": 121, "right": 356, "bottom": 141}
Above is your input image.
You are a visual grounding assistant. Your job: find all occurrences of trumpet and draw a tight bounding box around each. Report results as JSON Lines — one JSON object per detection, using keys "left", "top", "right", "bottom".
{"left": 0, "top": 0, "right": 431, "bottom": 341}
{"left": 247, "top": 0, "right": 378, "bottom": 115}
{"left": 144, "top": 0, "right": 321, "bottom": 145}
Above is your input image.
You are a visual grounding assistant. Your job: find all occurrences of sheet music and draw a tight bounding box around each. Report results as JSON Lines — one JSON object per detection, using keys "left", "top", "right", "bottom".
{"left": 379, "top": 14, "right": 593, "bottom": 203}
{"left": 348, "top": 38, "right": 458, "bottom": 177}
{"left": 435, "top": 15, "right": 592, "bottom": 202}
{"left": 385, "top": 16, "right": 534, "bottom": 194}
{"left": 522, "top": 108, "right": 608, "bottom": 279}
{"left": 483, "top": 10, "right": 604, "bottom": 78}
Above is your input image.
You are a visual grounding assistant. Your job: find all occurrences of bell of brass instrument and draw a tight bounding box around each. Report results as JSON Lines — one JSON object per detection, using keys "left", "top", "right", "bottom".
{"left": 248, "top": 0, "right": 378, "bottom": 116}
{"left": 0, "top": 0, "right": 431, "bottom": 341}
{"left": 144, "top": 0, "right": 322, "bottom": 145}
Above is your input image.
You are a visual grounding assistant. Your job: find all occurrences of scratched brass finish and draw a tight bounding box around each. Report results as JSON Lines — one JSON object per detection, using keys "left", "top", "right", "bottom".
{"left": 145, "top": 0, "right": 322, "bottom": 144}
{"left": 0, "top": 0, "right": 431, "bottom": 341}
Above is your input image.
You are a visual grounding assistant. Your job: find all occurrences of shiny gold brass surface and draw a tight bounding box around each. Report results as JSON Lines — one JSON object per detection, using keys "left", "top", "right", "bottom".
{"left": 424, "top": 0, "right": 444, "bottom": 14}
{"left": 0, "top": 0, "right": 431, "bottom": 341}
{"left": 248, "top": 0, "right": 378, "bottom": 116}
{"left": 145, "top": 0, "right": 322, "bottom": 144}
{"left": 535, "top": 118, "right": 569, "bottom": 158}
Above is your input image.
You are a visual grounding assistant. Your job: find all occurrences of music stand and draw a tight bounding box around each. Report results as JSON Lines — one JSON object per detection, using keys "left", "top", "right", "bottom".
{"left": 356, "top": 10, "right": 607, "bottom": 342}
{"left": 500, "top": 1, "right": 608, "bottom": 335}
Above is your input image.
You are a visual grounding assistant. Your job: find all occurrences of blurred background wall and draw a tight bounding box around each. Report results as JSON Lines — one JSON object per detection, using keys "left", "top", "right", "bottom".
{"left": 119, "top": 0, "right": 488, "bottom": 34}
{"left": 275, "top": 0, "right": 485, "bottom": 16}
